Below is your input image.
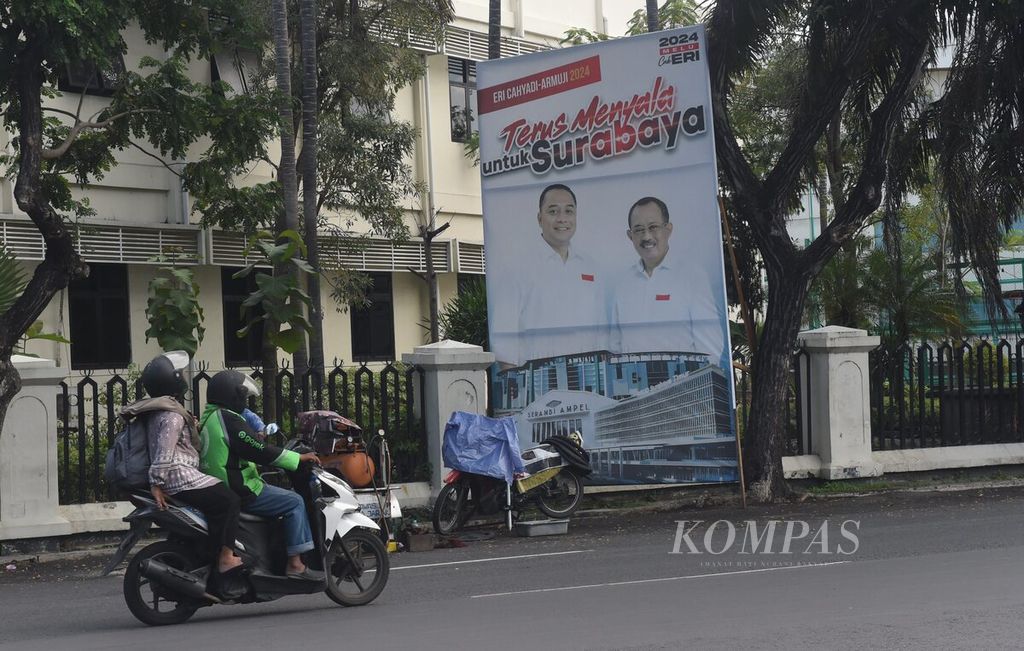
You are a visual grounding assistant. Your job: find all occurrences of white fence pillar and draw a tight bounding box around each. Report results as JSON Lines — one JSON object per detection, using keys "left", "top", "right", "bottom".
{"left": 796, "top": 326, "right": 883, "bottom": 479}
{"left": 402, "top": 340, "right": 495, "bottom": 495}
{"left": 0, "top": 356, "right": 72, "bottom": 541}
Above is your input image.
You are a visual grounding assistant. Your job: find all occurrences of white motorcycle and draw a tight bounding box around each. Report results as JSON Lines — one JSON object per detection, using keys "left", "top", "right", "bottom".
{"left": 103, "top": 447, "right": 389, "bottom": 626}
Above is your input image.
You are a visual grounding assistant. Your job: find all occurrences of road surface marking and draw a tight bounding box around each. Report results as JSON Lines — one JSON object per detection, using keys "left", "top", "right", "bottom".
{"left": 471, "top": 561, "right": 851, "bottom": 598}
{"left": 393, "top": 549, "right": 595, "bottom": 571}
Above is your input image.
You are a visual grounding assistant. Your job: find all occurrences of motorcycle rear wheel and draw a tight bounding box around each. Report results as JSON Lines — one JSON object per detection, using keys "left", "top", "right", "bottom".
{"left": 432, "top": 482, "right": 468, "bottom": 535}
{"left": 536, "top": 471, "right": 584, "bottom": 519}
{"left": 325, "top": 529, "right": 390, "bottom": 607}
{"left": 123, "top": 541, "right": 201, "bottom": 626}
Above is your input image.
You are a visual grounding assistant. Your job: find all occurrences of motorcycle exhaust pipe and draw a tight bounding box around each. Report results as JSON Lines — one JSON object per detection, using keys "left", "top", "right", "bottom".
{"left": 138, "top": 559, "right": 216, "bottom": 602}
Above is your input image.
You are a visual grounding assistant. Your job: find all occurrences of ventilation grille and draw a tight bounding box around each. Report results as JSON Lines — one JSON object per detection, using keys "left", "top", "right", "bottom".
{"left": 209, "top": 230, "right": 268, "bottom": 268}
{"left": 368, "top": 23, "right": 552, "bottom": 61}
{"left": 1, "top": 219, "right": 46, "bottom": 260}
{"left": 75, "top": 225, "right": 199, "bottom": 263}
{"left": 1, "top": 218, "right": 200, "bottom": 264}
{"left": 458, "top": 241, "right": 486, "bottom": 274}
{"left": 209, "top": 230, "right": 452, "bottom": 273}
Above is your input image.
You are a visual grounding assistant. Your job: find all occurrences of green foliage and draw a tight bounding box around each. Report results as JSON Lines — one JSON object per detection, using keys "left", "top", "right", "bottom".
{"left": 0, "top": 245, "right": 26, "bottom": 314}
{"left": 561, "top": 0, "right": 699, "bottom": 44}
{"left": 194, "top": 0, "right": 454, "bottom": 310}
{"left": 462, "top": 131, "right": 481, "bottom": 166}
{"left": 437, "top": 277, "right": 489, "bottom": 349}
{"left": 145, "top": 263, "right": 205, "bottom": 357}
{"left": 234, "top": 229, "right": 313, "bottom": 354}
{"left": 807, "top": 234, "right": 966, "bottom": 344}
{"left": 808, "top": 237, "right": 876, "bottom": 332}
{"left": 624, "top": 0, "right": 700, "bottom": 35}
{"left": 1, "top": 1, "right": 278, "bottom": 224}
{"left": 57, "top": 431, "right": 112, "bottom": 504}
{"left": 17, "top": 320, "right": 71, "bottom": 356}
{"left": 0, "top": 245, "right": 71, "bottom": 355}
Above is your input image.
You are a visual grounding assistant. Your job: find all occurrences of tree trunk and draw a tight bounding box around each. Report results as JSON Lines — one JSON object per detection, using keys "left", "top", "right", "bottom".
{"left": 488, "top": 0, "right": 501, "bottom": 60}
{"left": 272, "top": 0, "right": 309, "bottom": 378}
{"left": 0, "top": 44, "right": 88, "bottom": 438}
{"left": 743, "top": 264, "right": 810, "bottom": 501}
{"left": 646, "top": 0, "right": 660, "bottom": 32}
{"left": 299, "top": 0, "right": 325, "bottom": 379}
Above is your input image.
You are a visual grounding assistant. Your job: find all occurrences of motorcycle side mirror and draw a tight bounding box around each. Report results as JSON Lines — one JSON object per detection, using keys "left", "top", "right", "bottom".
{"left": 265, "top": 423, "right": 280, "bottom": 437}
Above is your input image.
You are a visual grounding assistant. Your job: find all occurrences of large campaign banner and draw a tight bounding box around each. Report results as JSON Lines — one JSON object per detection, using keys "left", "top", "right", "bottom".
{"left": 477, "top": 26, "right": 737, "bottom": 485}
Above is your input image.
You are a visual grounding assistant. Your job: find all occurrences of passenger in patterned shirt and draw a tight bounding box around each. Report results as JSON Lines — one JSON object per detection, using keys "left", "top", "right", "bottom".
{"left": 125, "top": 350, "right": 245, "bottom": 598}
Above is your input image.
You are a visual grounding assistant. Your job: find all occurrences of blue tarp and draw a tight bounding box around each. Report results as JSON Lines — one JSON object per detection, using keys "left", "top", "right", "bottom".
{"left": 442, "top": 411, "right": 525, "bottom": 484}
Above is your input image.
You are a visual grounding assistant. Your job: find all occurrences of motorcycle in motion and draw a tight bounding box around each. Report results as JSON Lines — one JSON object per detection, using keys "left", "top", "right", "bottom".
{"left": 432, "top": 432, "right": 591, "bottom": 535}
{"left": 103, "top": 436, "right": 389, "bottom": 626}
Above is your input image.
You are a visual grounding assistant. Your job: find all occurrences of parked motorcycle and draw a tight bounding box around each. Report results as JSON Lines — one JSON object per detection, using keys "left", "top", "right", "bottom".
{"left": 432, "top": 434, "right": 591, "bottom": 535}
{"left": 103, "top": 444, "right": 389, "bottom": 626}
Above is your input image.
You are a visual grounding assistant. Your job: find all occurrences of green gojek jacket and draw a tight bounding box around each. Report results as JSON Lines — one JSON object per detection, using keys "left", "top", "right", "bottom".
{"left": 198, "top": 404, "right": 300, "bottom": 501}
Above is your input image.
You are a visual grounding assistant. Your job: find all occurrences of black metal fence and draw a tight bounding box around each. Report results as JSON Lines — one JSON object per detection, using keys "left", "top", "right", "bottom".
{"left": 870, "top": 339, "right": 1024, "bottom": 450}
{"left": 57, "top": 361, "right": 427, "bottom": 505}
{"left": 732, "top": 349, "right": 811, "bottom": 456}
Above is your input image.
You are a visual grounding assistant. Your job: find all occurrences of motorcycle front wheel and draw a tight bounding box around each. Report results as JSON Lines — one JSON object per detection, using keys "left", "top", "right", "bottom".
{"left": 325, "top": 529, "right": 390, "bottom": 607}
{"left": 536, "top": 471, "right": 584, "bottom": 519}
{"left": 432, "top": 481, "right": 468, "bottom": 535}
{"left": 123, "top": 541, "right": 200, "bottom": 626}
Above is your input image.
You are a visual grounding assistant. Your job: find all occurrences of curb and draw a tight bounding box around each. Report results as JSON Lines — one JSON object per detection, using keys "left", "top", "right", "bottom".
{"left": 6, "top": 478, "right": 1024, "bottom": 568}
{"left": 1, "top": 547, "right": 119, "bottom": 568}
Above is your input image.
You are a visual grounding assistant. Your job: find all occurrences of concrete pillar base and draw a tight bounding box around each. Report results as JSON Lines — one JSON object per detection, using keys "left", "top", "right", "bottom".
{"left": 402, "top": 340, "right": 495, "bottom": 495}
{"left": 0, "top": 356, "right": 71, "bottom": 542}
{"left": 797, "top": 326, "right": 881, "bottom": 481}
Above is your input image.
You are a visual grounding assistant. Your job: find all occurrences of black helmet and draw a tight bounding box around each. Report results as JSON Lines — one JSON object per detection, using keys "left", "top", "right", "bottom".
{"left": 207, "top": 369, "right": 259, "bottom": 413}
{"left": 141, "top": 350, "right": 190, "bottom": 399}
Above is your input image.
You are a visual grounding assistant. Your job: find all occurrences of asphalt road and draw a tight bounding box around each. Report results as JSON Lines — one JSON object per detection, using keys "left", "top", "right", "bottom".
{"left": 3, "top": 486, "right": 1024, "bottom": 650}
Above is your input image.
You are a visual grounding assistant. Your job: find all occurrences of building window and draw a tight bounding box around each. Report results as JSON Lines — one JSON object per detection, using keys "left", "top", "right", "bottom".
{"left": 69, "top": 263, "right": 131, "bottom": 369}
{"left": 351, "top": 272, "right": 395, "bottom": 362}
{"left": 449, "top": 58, "right": 477, "bottom": 142}
{"left": 57, "top": 56, "right": 126, "bottom": 97}
{"left": 221, "top": 268, "right": 264, "bottom": 367}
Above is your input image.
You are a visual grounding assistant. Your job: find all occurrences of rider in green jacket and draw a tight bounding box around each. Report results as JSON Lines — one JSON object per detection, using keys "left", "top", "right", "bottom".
{"left": 199, "top": 370, "right": 323, "bottom": 580}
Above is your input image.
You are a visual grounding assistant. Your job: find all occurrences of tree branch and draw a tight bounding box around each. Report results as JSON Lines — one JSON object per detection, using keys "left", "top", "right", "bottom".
{"left": 824, "top": 114, "right": 845, "bottom": 212}
{"left": 761, "top": 6, "right": 878, "bottom": 220}
{"left": 803, "top": 35, "right": 929, "bottom": 272}
{"left": 41, "top": 109, "right": 158, "bottom": 160}
{"left": 127, "top": 140, "right": 185, "bottom": 178}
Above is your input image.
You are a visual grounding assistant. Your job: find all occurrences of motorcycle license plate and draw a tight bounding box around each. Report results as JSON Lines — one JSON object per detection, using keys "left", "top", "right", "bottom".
{"left": 361, "top": 500, "right": 382, "bottom": 520}
{"left": 515, "top": 467, "right": 562, "bottom": 493}
{"left": 354, "top": 492, "right": 387, "bottom": 519}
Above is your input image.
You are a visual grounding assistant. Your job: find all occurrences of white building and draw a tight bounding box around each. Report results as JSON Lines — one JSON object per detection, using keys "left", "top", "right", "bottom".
{"left": 0, "top": 1, "right": 637, "bottom": 372}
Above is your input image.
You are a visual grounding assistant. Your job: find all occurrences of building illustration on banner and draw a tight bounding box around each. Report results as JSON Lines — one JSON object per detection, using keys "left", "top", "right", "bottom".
{"left": 492, "top": 350, "right": 735, "bottom": 484}
{"left": 477, "top": 25, "right": 738, "bottom": 486}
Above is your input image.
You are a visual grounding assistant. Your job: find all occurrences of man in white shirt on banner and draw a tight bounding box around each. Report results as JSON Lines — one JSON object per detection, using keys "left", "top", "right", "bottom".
{"left": 498, "top": 183, "right": 607, "bottom": 367}
{"left": 610, "top": 196, "right": 727, "bottom": 359}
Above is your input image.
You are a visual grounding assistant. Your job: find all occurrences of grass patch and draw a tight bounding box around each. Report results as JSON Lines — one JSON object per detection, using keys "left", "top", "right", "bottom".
{"left": 805, "top": 480, "right": 896, "bottom": 495}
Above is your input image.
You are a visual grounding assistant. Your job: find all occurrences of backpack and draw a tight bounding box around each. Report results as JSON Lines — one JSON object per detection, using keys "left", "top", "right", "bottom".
{"left": 104, "top": 414, "right": 152, "bottom": 490}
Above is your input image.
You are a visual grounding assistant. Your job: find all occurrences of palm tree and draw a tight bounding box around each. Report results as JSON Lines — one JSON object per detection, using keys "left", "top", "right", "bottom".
{"left": 299, "top": 0, "right": 325, "bottom": 376}
{"left": 488, "top": 0, "right": 501, "bottom": 59}
{"left": 267, "top": 0, "right": 306, "bottom": 413}
{"left": 646, "top": 0, "right": 660, "bottom": 32}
